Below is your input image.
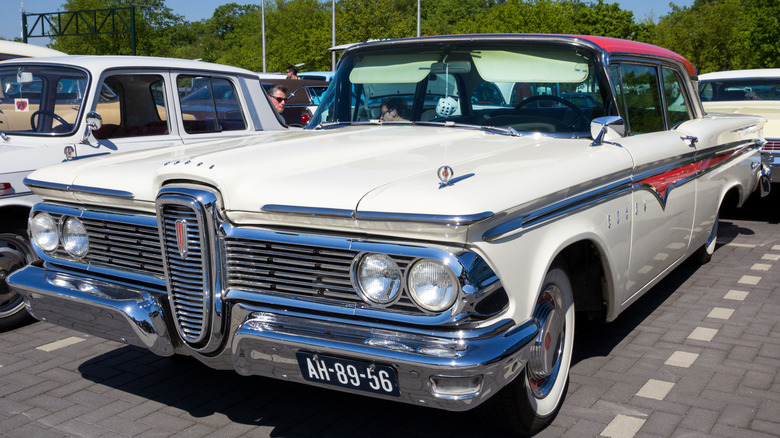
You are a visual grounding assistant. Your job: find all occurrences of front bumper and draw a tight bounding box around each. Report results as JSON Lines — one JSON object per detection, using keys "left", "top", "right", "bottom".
{"left": 9, "top": 261, "right": 539, "bottom": 411}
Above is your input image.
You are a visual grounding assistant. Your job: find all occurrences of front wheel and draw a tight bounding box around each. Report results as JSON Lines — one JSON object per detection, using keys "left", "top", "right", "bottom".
{"left": 478, "top": 264, "right": 574, "bottom": 436}
{"left": 0, "top": 233, "right": 36, "bottom": 330}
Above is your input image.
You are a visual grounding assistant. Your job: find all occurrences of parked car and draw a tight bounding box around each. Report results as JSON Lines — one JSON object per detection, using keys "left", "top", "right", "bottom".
{"left": 699, "top": 69, "right": 780, "bottom": 182}
{"left": 0, "top": 55, "right": 287, "bottom": 330}
{"left": 9, "top": 35, "right": 769, "bottom": 435}
{"left": 0, "top": 40, "right": 65, "bottom": 61}
{"left": 297, "top": 70, "right": 335, "bottom": 82}
{"left": 261, "top": 78, "right": 330, "bottom": 126}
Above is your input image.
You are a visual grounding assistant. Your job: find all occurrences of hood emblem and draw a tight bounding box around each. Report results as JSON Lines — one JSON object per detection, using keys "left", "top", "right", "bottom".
{"left": 438, "top": 166, "right": 454, "bottom": 185}
{"left": 437, "top": 165, "right": 475, "bottom": 189}
{"left": 175, "top": 219, "right": 189, "bottom": 259}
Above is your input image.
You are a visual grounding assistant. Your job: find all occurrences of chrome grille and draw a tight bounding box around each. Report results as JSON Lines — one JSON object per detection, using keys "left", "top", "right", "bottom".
{"left": 50, "top": 214, "right": 164, "bottom": 276}
{"left": 224, "top": 238, "right": 419, "bottom": 311}
{"left": 159, "top": 202, "right": 210, "bottom": 344}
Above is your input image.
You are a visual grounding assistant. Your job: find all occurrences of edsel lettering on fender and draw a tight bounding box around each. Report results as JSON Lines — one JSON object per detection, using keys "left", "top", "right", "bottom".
{"left": 10, "top": 34, "right": 769, "bottom": 436}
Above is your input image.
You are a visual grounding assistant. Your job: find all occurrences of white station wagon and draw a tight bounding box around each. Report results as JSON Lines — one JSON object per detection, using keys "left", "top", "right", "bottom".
{"left": 0, "top": 55, "right": 286, "bottom": 329}
{"left": 10, "top": 35, "right": 770, "bottom": 435}
{"left": 699, "top": 68, "right": 780, "bottom": 182}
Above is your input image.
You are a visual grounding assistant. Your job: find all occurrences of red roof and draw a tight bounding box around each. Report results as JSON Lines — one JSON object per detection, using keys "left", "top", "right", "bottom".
{"left": 573, "top": 35, "right": 697, "bottom": 76}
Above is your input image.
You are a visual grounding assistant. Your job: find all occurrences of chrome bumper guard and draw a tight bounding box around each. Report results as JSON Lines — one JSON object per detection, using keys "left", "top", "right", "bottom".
{"left": 9, "top": 262, "right": 539, "bottom": 411}
{"left": 10, "top": 262, "right": 176, "bottom": 357}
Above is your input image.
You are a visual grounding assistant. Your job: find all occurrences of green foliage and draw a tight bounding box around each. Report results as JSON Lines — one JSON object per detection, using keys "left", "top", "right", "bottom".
{"left": 651, "top": 0, "right": 780, "bottom": 72}
{"left": 49, "top": 0, "right": 185, "bottom": 56}
{"left": 39, "top": 0, "right": 780, "bottom": 73}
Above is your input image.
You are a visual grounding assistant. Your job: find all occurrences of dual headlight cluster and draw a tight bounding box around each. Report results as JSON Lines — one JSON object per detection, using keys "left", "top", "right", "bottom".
{"left": 30, "top": 212, "right": 89, "bottom": 258}
{"left": 352, "top": 253, "right": 459, "bottom": 312}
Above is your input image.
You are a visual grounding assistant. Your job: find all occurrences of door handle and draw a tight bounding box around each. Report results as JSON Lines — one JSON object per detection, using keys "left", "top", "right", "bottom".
{"left": 681, "top": 135, "right": 698, "bottom": 146}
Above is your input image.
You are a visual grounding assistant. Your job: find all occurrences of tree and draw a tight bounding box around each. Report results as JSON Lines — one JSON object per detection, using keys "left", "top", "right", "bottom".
{"left": 652, "top": 0, "right": 742, "bottom": 73}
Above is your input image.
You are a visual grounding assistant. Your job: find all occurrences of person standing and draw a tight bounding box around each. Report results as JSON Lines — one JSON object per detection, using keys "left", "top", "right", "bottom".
{"left": 286, "top": 65, "right": 299, "bottom": 79}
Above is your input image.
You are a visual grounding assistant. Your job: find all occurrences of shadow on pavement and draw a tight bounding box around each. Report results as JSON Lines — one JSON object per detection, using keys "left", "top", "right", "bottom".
{"left": 77, "top": 345, "right": 513, "bottom": 437}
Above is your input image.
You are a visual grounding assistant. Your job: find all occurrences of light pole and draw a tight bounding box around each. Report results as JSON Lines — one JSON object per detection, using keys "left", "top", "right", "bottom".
{"left": 417, "top": 0, "right": 420, "bottom": 37}
{"left": 331, "top": 0, "right": 336, "bottom": 71}
{"left": 262, "top": 0, "right": 266, "bottom": 72}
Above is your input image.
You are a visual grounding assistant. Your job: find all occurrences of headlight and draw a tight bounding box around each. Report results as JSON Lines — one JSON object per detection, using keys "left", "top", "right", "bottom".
{"left": 61, "top": 217, "right": 88, "bottom": 257}
{"left": 407, "top": 259, "right": 458, "bottom": 312}
{"left": 30, "top": 212, "right": 59, "bottom": 251}
{"left": 354, "top": 253, "right": 402, "bottom": 305}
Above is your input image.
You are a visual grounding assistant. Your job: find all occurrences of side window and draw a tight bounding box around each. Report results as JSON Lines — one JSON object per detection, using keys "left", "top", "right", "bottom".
{"left": 619, "top": 64, "right": 664, "bottom": 135}
{"left": 698, "top": 81, "right": 713, "bottom": 102}
{"left": 662, "top": 67, "right": 692, "bottom": 128}
{"left": 178, "top": 76, "right": 246, "bottom": 134}
{"left": 93, "top": 74, "right": 169, "bottom": 139}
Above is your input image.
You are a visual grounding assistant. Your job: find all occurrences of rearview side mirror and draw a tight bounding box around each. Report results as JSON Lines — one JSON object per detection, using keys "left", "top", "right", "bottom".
{"left": 590, "top": 116, "right": 625, "bottom": 146}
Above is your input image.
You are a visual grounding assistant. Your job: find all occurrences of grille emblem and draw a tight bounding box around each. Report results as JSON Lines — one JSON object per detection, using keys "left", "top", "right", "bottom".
{"left": 175, "top": 219, "right": 189, "bottom": 259}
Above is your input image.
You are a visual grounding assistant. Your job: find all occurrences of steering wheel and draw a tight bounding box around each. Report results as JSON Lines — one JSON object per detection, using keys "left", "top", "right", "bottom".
{"left": 515, "top": 95, "right": 588, "bottom": 131}
{"left": 30, "top": 110, "right": 70, "bottom": 131}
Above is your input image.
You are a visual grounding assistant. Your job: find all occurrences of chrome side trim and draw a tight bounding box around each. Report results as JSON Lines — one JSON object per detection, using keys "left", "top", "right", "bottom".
{"left": 24, "top": 177, "right": 135, "bottom": 199}
{"left": 483, "top": 178, "right": 632, "bottom": 242}
{"left": 355, "top": 210, "right": 492, "bottom": 225}
{"left": 261, "top": 204, "right": 353, "bottom": 218}
{"left": 484, "top": 141, "right": 758, "bottom": 242}
{"left": 261, "top": 204, "right": 493, "bottom": 226}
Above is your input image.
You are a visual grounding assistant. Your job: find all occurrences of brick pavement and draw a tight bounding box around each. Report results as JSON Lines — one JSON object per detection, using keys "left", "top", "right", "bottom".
{"left": 0, "top": 192, "right": 778, "bottom": 437}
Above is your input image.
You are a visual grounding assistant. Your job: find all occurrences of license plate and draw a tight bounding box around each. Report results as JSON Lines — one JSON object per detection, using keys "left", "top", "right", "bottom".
{"left": 296, "top": 352, "right": 400, "bottom": 396}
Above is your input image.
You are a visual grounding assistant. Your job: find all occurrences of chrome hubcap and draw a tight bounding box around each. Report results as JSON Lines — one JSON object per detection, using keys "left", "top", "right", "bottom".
{"left": 0, "top": 242, "right": 28, "bottom": 318}
{"left": 528, "top": 285, "right": 565, "bottom": 398}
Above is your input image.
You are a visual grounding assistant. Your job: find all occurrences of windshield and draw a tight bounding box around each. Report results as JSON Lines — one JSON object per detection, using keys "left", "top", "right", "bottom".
{"left": 699, "top": 78, "right": 780, "bottom": 101}
{"left": 310, "top": 43, "right": 610, "bottom": 135}
{"left": 0, "top": 65, "right": 88, "bottom": 135}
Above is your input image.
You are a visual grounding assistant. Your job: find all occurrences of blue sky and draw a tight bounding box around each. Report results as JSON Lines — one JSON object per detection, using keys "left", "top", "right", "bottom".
{"left": 5, "top": 0, "right": 693, "bottom": 48}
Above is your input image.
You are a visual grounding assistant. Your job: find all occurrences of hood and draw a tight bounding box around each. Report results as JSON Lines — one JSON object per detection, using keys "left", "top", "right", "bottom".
{"left": 29, "top": 125, "right": 631, "bottom": 221}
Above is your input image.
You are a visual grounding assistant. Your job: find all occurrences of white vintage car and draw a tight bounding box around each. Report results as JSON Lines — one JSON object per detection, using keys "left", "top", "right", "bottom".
{"left": 0, "top": 40, "right": 65, "bottom": 61}
{"left": 9, "top": 35, "right": 769, "bottom": 435}
{"left": 0, "top": 55, "right": 287, "bottom": 329}
{"left": 699, "top": 68, "right": 780, "bottom": 182}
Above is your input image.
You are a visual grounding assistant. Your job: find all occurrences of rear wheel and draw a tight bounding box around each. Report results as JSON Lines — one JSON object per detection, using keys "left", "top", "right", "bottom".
{"left": 479, "top": 264, "right": 574, "bottom": 435}
{"left": 0, "top": 233, "right": 36, "bottom": 330}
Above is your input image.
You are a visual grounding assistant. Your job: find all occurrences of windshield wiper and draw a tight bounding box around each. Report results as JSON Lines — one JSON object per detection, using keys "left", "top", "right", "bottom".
{"left": 480, "top": 125, "right": 522, "bottom": 137}
{"left": 412, "top": 120, "right": 523, "bottom": 137}
{"left": 311, "top": 121, "right": 354, "bottom": 130}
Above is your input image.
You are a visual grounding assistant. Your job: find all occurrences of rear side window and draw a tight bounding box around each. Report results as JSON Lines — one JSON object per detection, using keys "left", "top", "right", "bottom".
{"left": 178, "top": 76, "right": 246, "bottom": 134}
{"left": 93, "top": 74, "right": 169, "bottom": 139}
{"left": 662, "top": 67, "right": 692, "bottom": 128}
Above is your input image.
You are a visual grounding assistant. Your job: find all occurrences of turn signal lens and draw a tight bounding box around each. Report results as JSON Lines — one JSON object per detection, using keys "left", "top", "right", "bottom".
{"left": 61, "top": 217, "right": 88, "bottom": 258}
{"left": 408, "top": 259, "right": 457, "bottom": 312}
{"left": 354, "top": 253, "right": 402, "bottom": 305}
{"left": 30, "top": 212, "right": 58, "bottom": 252}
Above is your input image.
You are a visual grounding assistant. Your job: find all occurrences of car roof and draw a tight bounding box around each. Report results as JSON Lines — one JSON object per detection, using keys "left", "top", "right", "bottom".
{"left": 699, "top": 69, "right": 780, "bottom": 81}
{"left": 343, "top": 34, "right": 697, "bottom": 77}
{"left": 0, "top": 40, "right": 66, "bottom": 60}
{"left": 0, "top": 55, "right": 258, "bottom": 77}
